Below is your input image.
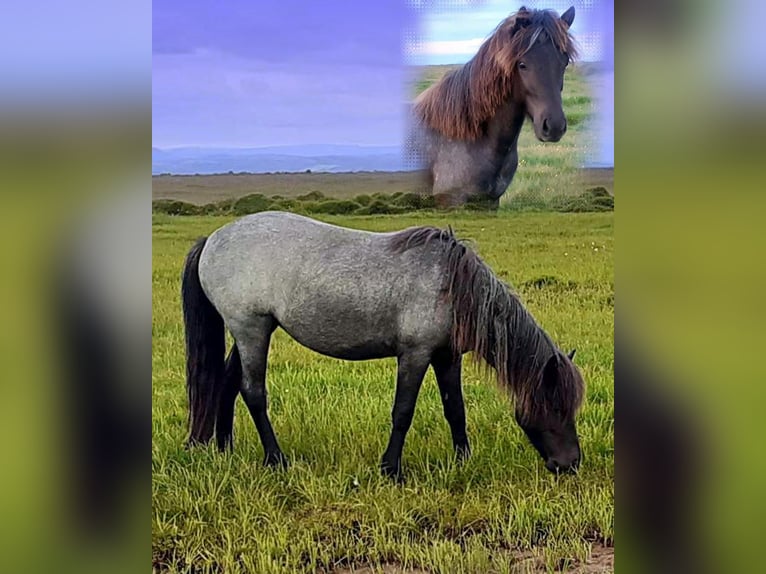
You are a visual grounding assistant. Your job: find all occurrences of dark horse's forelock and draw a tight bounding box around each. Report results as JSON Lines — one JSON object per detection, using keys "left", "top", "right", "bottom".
{"left": 390, "top": 226, "right": 583, "bottom": 422}
{"left": 414, "top": 7, "right": 578, "bottom": 141}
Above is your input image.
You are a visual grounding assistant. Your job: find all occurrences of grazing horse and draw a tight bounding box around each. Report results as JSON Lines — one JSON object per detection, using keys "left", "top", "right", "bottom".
{"left": 408, "top": 6, "right": 577, "bottom": 207}
{"left": 182, "top": 212, "right": 584, "bottom": 478}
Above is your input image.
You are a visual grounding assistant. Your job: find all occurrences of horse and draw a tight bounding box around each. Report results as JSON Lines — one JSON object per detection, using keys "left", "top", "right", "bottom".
{"left": 182, "top": 211, "right": 584, "bottom": 479}
{"left": 407, "top": 6, "right": 578, "bottom": 208}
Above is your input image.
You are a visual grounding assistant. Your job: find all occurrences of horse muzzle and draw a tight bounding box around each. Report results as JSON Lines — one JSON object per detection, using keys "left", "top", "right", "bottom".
{"left": 537, "top": 116, "right": 567, "bottom": 142}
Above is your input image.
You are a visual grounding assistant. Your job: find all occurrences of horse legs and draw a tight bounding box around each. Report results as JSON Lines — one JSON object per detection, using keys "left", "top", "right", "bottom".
{"left": 431, "top": 348, "right": 470, "bottom": 460}
{"left": 215, "top": 344, "right": 242, "bottom": 451}
{"left": 235, "top": 317, "right": 287, "bottom": 468}
{"left": 381, "top": 351, "right": 431, "bottom": 480}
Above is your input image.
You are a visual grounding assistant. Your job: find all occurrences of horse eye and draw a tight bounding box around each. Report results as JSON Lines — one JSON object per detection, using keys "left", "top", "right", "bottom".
{"left": 518, "top": 62, "right": 527, "bottom": 70}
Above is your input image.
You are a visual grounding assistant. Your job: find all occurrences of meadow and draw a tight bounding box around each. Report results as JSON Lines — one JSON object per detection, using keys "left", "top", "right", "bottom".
{"left": 152, "top": 211, "right": 614, "bottom": 573}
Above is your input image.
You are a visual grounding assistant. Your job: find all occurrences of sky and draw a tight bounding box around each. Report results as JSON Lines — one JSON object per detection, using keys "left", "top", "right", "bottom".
{"left": 409, "top": 0, "right": 605, "bottom": 65}
{"left": 152, "top": 0, "right": 413, "bottom": 148}
{"left": 152, "top": 0, "right": 612, "bottom": 161}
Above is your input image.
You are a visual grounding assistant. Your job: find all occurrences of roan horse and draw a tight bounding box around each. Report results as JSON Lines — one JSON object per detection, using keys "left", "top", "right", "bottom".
{"left": 182, "top": 212, "right": 584, "bottom": 478}
{"left": 408, "top": 6, "right": 578, "bottom": 207}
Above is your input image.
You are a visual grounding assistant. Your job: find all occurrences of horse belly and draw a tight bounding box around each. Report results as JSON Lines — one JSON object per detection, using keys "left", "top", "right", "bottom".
{"left": 277, "top": 308, "right": 399, "bottom": 361}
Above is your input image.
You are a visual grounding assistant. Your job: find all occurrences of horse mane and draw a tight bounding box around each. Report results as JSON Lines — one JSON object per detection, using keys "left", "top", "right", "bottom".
{"left": 414, "top": 7, "right": 578, "bottom": 141}
{"left": 389, "top": 225, "right": 583, "bottom": 422}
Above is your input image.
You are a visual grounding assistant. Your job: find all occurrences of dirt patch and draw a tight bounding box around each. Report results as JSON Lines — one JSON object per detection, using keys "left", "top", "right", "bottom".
{"left": 510, "top": 544, "right": 614, "bottom": 573}
{"left": 332, "top": 567, "right": 428, "bottom": 574}
{"left": 330, "top": 544, "right": 614, "bottom": 574}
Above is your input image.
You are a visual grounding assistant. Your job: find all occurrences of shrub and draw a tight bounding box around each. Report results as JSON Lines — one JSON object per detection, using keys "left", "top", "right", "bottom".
{"left": 392, "top": 192, "right": 437, "bottom": 210}
{"left": 353, "top": 194, "right": 373, "bottom": 206}
{"left": 295, "top": 190, "right": 325, "bottom": 202}
{"left": 552, "top": 187, "right": 613, "bottom": 212}
{"left": 305, "top": 199, "right": 362, "bottom": 215}
{"left": 464, "top": 195, "right": 502, "bottom": 211}
{"left": 269, "top": 198, "right": 297, "bottom": 211}
{"left": 354, "top": 200, "right": 405, "bottom": 215}
{"left": 232, "top": 193, "right": 272, "bottom": 215}
{"left": 199, "top": 198, "right": 236, "bottom": 215}
{"left": 152, "top": 200, "right": 201, "bottom": 215}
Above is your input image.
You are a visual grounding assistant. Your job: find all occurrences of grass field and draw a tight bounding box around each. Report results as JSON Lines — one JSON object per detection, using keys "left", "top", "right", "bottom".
{"left": 152, "top": 211, "right": 614, "bottom": 573}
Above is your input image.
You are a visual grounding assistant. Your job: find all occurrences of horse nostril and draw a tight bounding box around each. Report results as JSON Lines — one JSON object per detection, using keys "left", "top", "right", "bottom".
{"left": 542, "top": 118, "right": 550, "bottom": 135}
{"left": 546, "top": 456, "right": 580, "bottom": 474}
{"left": 545, "top": 458, "right": 560, "bottom": 473}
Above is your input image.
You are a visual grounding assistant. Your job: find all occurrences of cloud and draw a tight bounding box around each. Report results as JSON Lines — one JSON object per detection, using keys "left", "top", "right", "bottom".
{"left": 408, "top": 38, "right": 485, "bottom": 57}
{"left": 152, "top": 50, "right": 407, "bottom": 147}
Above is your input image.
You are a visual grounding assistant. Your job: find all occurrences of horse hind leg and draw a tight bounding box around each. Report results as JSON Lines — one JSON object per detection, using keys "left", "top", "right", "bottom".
{"left": 431, "top": 348, "right": 470, "bottom": 460}
{"left": 234, "top": 316, "right": 288, "bottom": 468}
{"left": 215, "top": 343, "right": 242, "bottom": 451}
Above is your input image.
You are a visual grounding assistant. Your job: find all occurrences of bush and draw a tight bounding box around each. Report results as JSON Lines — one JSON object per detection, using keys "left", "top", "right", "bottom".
{"left": 354, "top": 200, "right": 406, "bottom": 215}
{"left": 269, "top": 198, "right": 297, "bottom": 211}
{"left": 305, "top": 199, "right": 362, "bottom": 215}
{"left": 392, "top": 192, "right": 437, "bottom": 210}
{"left": 464, "top": 195, "right": 502, "bottom": 211}
{"left": 353, "top": 194, "right": 373, "bottom": 206}
{"left": 552, "top": 187, "right": 613, "bottom": 212}
{"left": 232, "top": 193, "right": 272, "bottom": 215}
{"left": 152, "top": 200, "right": 201, "bottom": 215}
{"left": 295, "top": 190, "right": 325, "bottom": 202}
{"left": 199, "top": 198, "right": 236, "bottom": 215}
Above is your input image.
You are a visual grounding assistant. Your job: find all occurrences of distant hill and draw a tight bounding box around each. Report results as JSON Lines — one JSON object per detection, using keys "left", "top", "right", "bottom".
{"left": 152, "top": 144, "right": 408, "bottom": 175}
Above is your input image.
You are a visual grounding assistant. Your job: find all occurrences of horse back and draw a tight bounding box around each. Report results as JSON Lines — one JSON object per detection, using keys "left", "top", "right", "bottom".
{"left": 198, "top": 212, "right": 452, "bottom": 359}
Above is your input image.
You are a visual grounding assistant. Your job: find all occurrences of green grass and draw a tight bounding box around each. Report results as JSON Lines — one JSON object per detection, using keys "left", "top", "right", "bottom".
{"left": 152, "top": 212, "right": 614, "bottom": 573}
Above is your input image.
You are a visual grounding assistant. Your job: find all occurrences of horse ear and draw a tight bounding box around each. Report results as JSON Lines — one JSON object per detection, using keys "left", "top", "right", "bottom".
{"left": 568, "top": 348, "right": 576, "bottom": 360}
{"left": 511, "top": 7, "right": 532, "bottom": 33}
{"left": 561, "top": 6, "right": 575, "bottom": 28}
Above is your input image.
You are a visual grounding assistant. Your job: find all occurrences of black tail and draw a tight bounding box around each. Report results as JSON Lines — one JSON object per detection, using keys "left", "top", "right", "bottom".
{"left": 182, "top": 236, "right": 225, "bottom": 445}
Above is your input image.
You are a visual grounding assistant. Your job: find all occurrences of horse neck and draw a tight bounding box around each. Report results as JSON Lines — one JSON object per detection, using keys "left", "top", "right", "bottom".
{"left": 483, "top": 280, "right": 553, "bottom": 384}
{"left": 485, "top": 97, "right": 527, "bottom": 151}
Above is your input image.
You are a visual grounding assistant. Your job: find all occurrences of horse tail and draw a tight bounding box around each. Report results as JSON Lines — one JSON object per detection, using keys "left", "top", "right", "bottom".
{"left": 182, "top": 236, "right": 225, "bottom": 445}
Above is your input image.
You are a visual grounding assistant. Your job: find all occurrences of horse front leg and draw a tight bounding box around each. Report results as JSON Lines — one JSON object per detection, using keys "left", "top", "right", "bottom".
{"left": 431, "top": 348, "right": 470, "bottom": 461}
{"left": 381, "top": 350, "right": 431, "bottom": 481}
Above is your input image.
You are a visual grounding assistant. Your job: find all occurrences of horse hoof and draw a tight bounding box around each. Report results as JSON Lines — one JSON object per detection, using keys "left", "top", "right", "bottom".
{"left": 456, "top": 445, "right": 472, "bottom": 462}
{"left": 264, "top": 452, "right": 289, "bottom": 469}
{"left": 380, "top": 461, "right": 405, "bottom": 483}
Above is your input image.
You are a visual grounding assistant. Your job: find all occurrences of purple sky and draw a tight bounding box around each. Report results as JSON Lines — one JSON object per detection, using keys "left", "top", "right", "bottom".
{"left": 153, "top": 1, "right": 412, "bottom": 148}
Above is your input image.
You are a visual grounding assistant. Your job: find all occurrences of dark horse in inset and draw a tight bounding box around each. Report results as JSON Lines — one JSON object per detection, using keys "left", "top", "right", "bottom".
{"left": 182, "top": 212, "right": 584, "bottom": 479}
{"left": 408, "top": 6, "right": 577, "bottom": 207}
